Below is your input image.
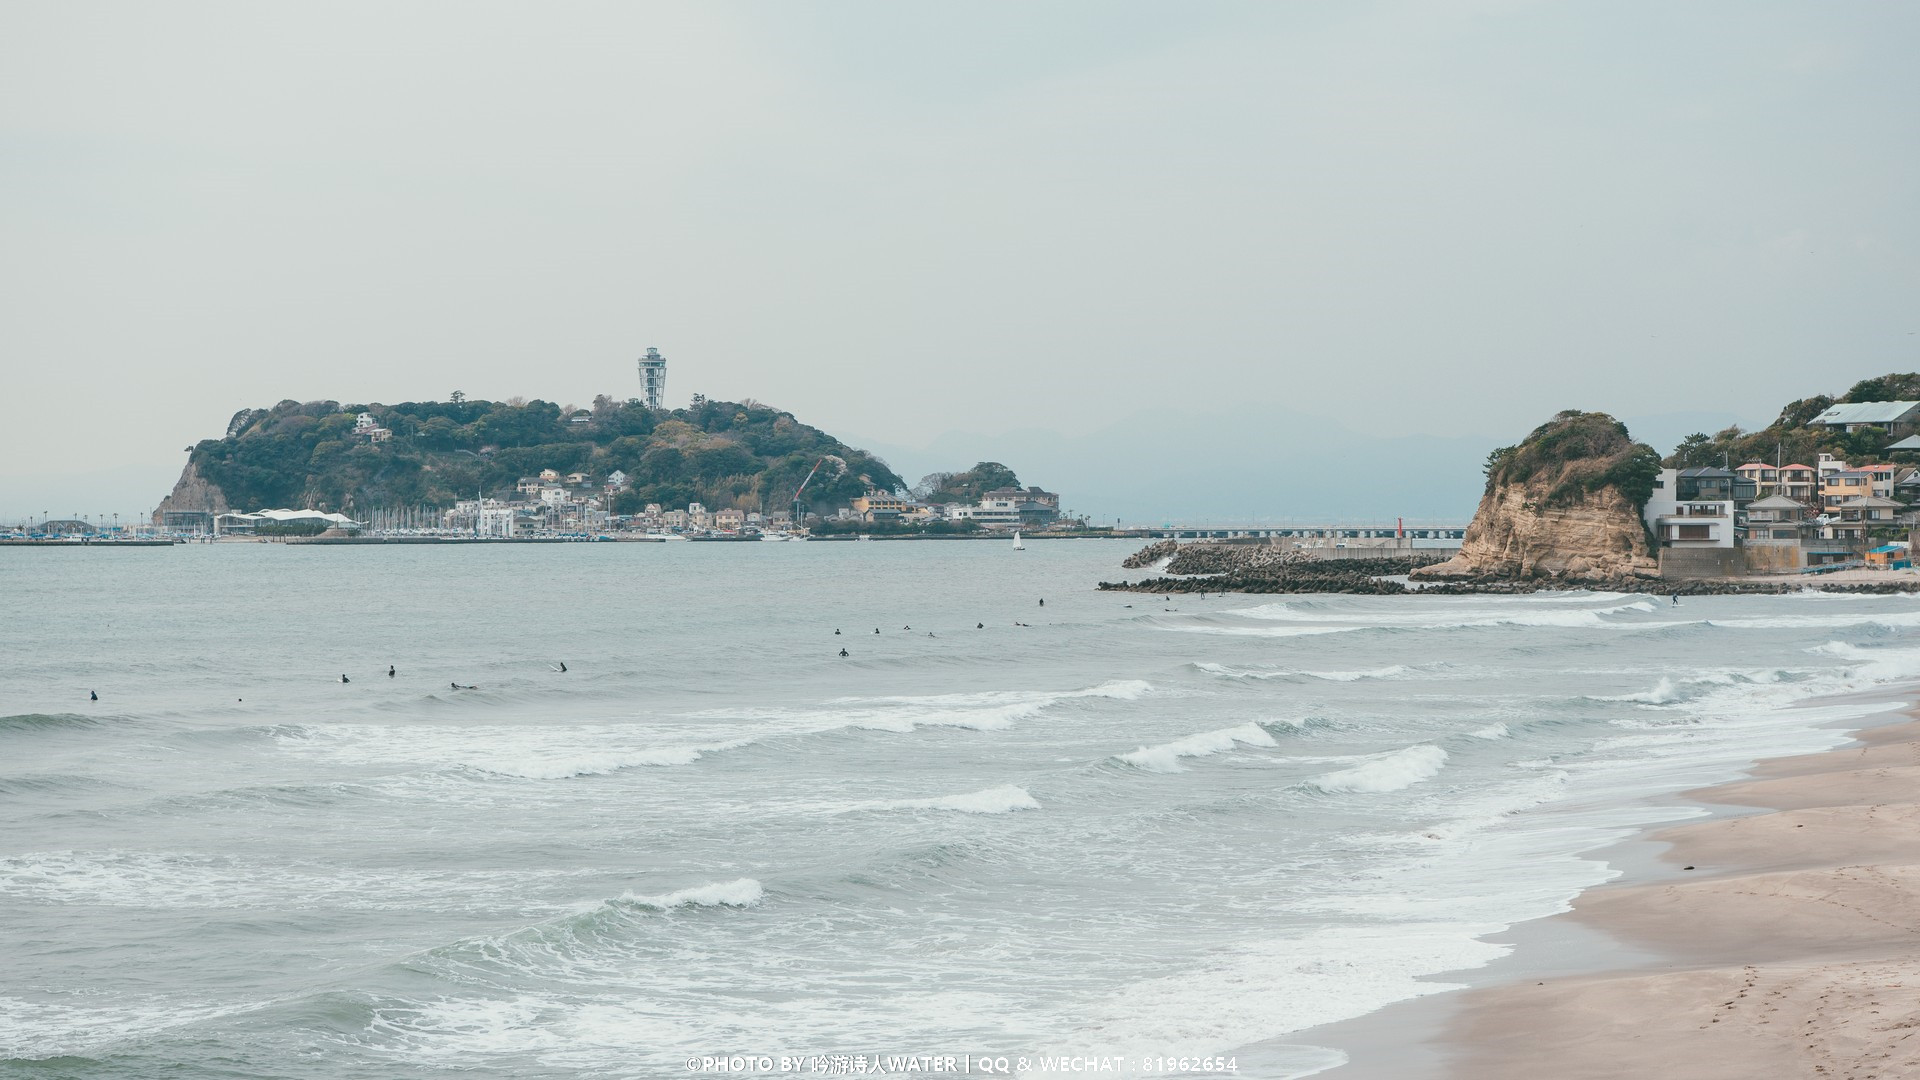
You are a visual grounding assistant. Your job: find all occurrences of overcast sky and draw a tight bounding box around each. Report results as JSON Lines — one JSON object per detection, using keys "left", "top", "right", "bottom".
{"left": 3, "top": 2, "right": 1916, "bottom": 520}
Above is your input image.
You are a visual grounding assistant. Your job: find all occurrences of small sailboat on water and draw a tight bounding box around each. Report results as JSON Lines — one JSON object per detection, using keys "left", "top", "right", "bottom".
{"left": 1012, "top": 530, "right": 1025, "bottom": 551}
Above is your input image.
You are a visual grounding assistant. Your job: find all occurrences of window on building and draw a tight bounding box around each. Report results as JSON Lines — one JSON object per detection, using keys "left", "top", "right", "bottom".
{"left": 1676, "top": 524, "right": 1712, "bottom": 540}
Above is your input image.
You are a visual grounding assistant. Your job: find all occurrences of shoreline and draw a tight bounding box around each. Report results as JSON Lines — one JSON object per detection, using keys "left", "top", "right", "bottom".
{"left": 1289, "top": 687, "right": 1920, "bottom": 1079}
{"left": 1449, "top": 701, "right": 1920, "bottom": 1079}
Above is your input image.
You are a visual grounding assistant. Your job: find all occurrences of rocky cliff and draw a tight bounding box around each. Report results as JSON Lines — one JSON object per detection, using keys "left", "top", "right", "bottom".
{"left": 152, "top": 459, "right": 231, "bottom": 523}
{"left": 1412, "top": 410, "right": 1660, "bottom": 584}
{"left": 1412, "top": 484, "right": 1657, "bottom": 581}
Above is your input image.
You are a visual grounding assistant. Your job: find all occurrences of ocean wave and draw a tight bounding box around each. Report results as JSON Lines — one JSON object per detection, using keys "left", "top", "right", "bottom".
{"left": 1709, "top": 610, "right": 1920, "bottom": 630}
{"left": 0, "top": 850, "right": 581, "bottom": 913}
{"left": 1160, "top": 623, "right": 1364, "bottom": 639}
{"left": 1467, "top": 723, "right": 1510, "bottom": 740}
{"left": 0, "top": 773, "right": 119, "bottom": 797}
{"left": 1117, "top": 723, "right": 1278, "bottom": 773}
{"left": 0, "top": 712, "right": 101, "bottom": 733}
{"left": 1302, "top": 665, "right": 1418, "bottom": 682}
{"left": 1178, "top": 603, "right": 1678, "bottom": 637}
{"left": 1309, "top": 745, "right": 1449, "bottom": 793}
{"left": 272, "top": 721, "right": 752, "bottom": 781}
{"left": 1805, "top": 640, "right": 1920, "bottom": 683}
{"left": 464, "top": 745, "right": 718, "bottom": 780}
{"left": 0, "top": 994, "right": 245, "bottom": 1060}
{"left": 1191, "top": 662, "right": 1419, "bottom": 682}
{"left": 1587, "top": 676, "right": 1683, "bottom": 705}
{"left": 835, "top": 680, "right": 1151, "bottom": 733}
{"left": 877, "top": 784, "right": 1040, "bottom": 814}
{"left": 618, "top": 878, "right": 764, "bottom": 911}
{"left": 1585, "top": 668, "right": 1809, "bottom": 707}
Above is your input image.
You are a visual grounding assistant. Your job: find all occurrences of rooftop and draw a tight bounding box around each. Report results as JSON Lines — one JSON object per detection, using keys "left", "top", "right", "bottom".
{"left": 1809, "top": 401, "right": 1920, "bottom": 426}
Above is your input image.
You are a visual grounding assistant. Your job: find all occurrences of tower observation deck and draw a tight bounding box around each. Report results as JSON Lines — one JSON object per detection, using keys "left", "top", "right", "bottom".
{"left": 637, "top": 347, "right": 666, "bottom": 409}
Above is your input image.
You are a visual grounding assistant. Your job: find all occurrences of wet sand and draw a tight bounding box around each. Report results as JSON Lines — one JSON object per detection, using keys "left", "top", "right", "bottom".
{"left": 1449, "top": 717, "right": 1920, "bottom": 1079}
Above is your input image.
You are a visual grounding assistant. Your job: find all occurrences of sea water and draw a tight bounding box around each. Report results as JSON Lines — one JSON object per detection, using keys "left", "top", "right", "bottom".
{"left": 1, "top": 540, "right": 1915, "bottom": 1079}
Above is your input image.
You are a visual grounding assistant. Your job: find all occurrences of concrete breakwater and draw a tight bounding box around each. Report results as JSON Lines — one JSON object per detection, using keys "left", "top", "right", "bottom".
{"left": 1100, "top": 549, "right": 1449, "bottom": 595}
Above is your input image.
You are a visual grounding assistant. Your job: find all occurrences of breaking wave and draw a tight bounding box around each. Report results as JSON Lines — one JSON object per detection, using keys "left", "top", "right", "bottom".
{"left": 618, "top": 878, "right": 764, "bottom": 911}
{"left": 1310, "top": 745, "right": 1449, "bottom": 794}
{"left": 464, "top": 745, "right": 720, "bottom": 780}
{"left": 1118, "top": 723, "right": 1278, "bottom": 773}
{"left": 879, "top": 785, "right": 1040, "bottom": 814}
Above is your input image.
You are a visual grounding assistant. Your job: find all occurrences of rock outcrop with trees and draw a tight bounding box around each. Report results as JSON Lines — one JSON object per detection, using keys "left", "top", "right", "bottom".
{"left": 1412, "top": 410, "right": 1661, "bottom": 584}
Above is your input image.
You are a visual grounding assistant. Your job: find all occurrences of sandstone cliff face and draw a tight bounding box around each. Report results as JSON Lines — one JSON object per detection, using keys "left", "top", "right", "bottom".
{"left": 1413, "top": 482, "right": 1657, "bottom": 582}
{"left": 152, "top": 459, "right": 231, "bottom": 523}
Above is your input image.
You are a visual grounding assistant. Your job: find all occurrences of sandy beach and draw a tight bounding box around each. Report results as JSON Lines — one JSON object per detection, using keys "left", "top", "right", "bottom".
{"left": 1452, "top": 714, "right": 1920, "bottom": 1079}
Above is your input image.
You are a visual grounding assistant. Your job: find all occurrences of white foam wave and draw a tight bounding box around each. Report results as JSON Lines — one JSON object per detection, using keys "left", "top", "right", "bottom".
{"left": 1711, "top": 610, "right": 1920, "bottom": 630}
{"left": 0, "top": 850, "right": 581, "bottom": 913}
{"left": 1310, "top": 745, "right": 1449, "bottom": 793}
{"left": 1804, "top": 640, "right": 1920, "bottom": 683}
{"left": 468, "top": 745, "right": 715, "bottom": 779}
{"left": 0, "top": 995, "right": 250, "bottom": 1060}
{"left": 1194, "top": 598, "right": 1677, "bottom": 636}
{"left": 882, "top": 784, "right": 1040, "bottom": 814}
{"left": 1589, "top": 676, "right": 1682, "bottom": 705}
{"left": 1162, "top": 623, "right": 1362, "bottom": 638}
{"left": 1060, "top": 923, "right": 1505, "bottom": 1060}
{"left": 1118, "top": 723, "right": 1278, "bottom": 773}
{"left": 273, "top": 723, "right": 748, "bottom": 780}
{"left": 1468, "top": 723, "right": 1510, "bottom": 740}
{"left": 619, "top": 878, "right": 763, "bottom": 910}
{"left": 843, "top": 680, "right": 1151, "bottom": 733}
{"left": 1192, "top": 662, "right": 1416, "bottom": 682}
{"left": 1301, "top": 665, "right": 1417, "bottom": 682}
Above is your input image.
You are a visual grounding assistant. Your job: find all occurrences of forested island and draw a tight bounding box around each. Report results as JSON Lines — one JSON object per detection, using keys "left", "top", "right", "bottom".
{"left": 156, "top": 394, "right": 911, "bottom": 520}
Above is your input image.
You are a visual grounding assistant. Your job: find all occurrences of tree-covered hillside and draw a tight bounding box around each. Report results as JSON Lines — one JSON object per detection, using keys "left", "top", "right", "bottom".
{"left": 189, "top": 394, "right": 905, "bottom": 515}
{"left": 1666, "top": 373, "right": 1920, "bottom": 469}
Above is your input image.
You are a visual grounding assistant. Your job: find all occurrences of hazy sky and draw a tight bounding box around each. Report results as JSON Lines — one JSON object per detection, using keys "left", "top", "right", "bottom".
{"left": 3, "top": 2, "right": 1916, "bottom": 519}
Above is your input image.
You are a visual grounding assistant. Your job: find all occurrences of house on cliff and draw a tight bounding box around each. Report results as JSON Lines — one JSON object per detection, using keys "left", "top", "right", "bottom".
{"left": 1643, "top": 469, "right": 1737, "bottom": 549}
{"left": 1808, "top": 400, "right": 1920, "bottom": 437}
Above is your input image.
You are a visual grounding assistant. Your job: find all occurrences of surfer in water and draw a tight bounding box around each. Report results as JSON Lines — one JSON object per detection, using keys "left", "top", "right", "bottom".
{"left": 340, "top": 674, "right": 350, "bottom": 684}
{"left": 557, "top": 662, "right": 568, "bottom": 672}
{"left": 388, "top": 665, "right": 395, "bottom": 677}
{"left": 450, "top": 682, "right": 476, "bottom": 690}
{"left": 839, "top": 648, "right": 849, "bottom": 657}
{"left": 89, "top": 690, "right": 97, "bottom": 701}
